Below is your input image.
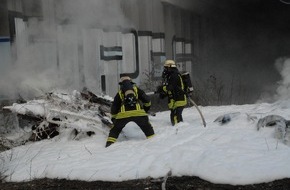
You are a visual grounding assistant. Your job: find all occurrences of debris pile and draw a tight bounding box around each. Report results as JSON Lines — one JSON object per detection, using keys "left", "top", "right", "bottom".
{"left": 257, "top": 115, "right": 290, "bottom": 144}
{"left": 2, "top": 89, "right": 114, "bottom": 145}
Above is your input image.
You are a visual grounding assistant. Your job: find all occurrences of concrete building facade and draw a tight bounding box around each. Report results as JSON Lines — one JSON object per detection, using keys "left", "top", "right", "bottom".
{"left": 0, "top": 0, "right": 206, "bottom": 99}
{"left": 1, "top": 0, "right": 289, "bottom": 105}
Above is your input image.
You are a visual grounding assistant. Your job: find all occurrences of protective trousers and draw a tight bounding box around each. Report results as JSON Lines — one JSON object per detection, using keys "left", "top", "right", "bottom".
{"left": 106, "top": 116, "right": 155, "bottom": 147}
{"left": 170, "top": 106, "right": 184, "bottom": 126}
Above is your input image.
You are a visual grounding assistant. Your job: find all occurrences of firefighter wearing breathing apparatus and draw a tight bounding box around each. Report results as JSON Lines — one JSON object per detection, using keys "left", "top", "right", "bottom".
{"left": 105, "top": 76, "right": 155, "bottom": 147}
{"left": 160, "top": 60, "right": 187, "bottom": 126}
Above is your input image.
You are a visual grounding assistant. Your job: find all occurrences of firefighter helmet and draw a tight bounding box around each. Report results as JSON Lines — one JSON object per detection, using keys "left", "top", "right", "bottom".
{"left": 164, "top": 60, "right": 176, "bottom": 68}
{"left": 119, "top": 76, "right": 131, "bottom": 84}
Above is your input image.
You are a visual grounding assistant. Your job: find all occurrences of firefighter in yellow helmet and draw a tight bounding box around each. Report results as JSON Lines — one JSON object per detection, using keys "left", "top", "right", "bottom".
{"left": 105, "top": 76, "right": 155, "bottom": 147}
{"left": 160, "top": 60, "right": 187, "bottom": 126}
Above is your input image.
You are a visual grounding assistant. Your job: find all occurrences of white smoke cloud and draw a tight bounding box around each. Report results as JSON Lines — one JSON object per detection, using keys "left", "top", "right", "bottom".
{"left": 0, "top": 0, "right": 133, "bottom": 100}
{"left": 0, "top": 42, "right": 63, "bottom": 99}
{"left": 274, "top": 57, "right": 290, "bottom": 101}
{"left": 56, "top": 0, "right": 132, "bottom": 28}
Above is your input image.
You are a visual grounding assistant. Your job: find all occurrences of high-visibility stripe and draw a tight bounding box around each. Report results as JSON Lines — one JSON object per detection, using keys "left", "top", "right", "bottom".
{"left": 133, "top": 86, "right": 138, "bottom": 99}
{"left": 168, "top": 99, "right": 174, "bottom": 109}
{"left": 173, "top": 115, "right": 178, "bottom": 125}
{"left": 107, "top": 137, "right": 117, "bottom": 143}
{"left": 163, "top": 86, "right": 167, "bottom": 92}
{"left": 119, "top": 90, "right": 126, "bottom": 113}
{"left": 116, "top": 109, "right": 147, "bottom": 119}
{"left": 173, "top": 96, "right": 187, "bottom": 108}
{"left": 136, "top": 103, "right": 141, "bottom": 110}
{"left": 147, "top": 134, "right": 155, "bottom": 139}
{"left": 144, "top": 102, "right": 151, "bottom": 107}
{"left": 120, "top": 86, "right": 138, "bottom": 100}
{"left": 121, "top": 105, "right": 125, "bottom": 112}
{"left": 179, "top": 75, "right": 184, "bottom": 90}
{"left": 119, "top": 91, "right": 124, "bottom": 100}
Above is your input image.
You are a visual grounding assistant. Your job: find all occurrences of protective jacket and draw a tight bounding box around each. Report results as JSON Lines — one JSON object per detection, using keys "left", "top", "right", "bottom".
{"left": 162, "top": 69, "right": 187, "bottom": 109}
{"left": 111, "top": 85, "right": 151, "bottom": 120}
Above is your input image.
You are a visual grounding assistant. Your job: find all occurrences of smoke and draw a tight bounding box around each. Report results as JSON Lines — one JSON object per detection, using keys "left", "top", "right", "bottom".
{"left": 0, "top": 18, "right": 63, "bottom": 99}
{"left": 56, "top": 0, "right": 132, "bottom": 28}
{"left": 274, "top": 58, "right": 290, "bottom": 101}
{"left": 0, "top": 0, "right": 133, "bottom": 100}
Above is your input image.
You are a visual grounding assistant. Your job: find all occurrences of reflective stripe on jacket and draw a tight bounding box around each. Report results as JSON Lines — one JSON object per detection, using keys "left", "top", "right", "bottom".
{"left": 163, "top": 73, "right": 187, "bottom": 109}
{"left": 111, "top": 86, "right": 150, "bottom": 119}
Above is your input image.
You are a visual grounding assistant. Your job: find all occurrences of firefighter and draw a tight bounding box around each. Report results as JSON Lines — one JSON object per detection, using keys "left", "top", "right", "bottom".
{"left": 105, "top": 76, "right": 155, "bottom": 147}
{"left": 160, "top": 60, "right": 187, "bottom": 126}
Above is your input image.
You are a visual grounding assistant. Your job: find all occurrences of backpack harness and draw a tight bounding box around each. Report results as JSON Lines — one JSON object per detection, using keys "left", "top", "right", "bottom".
{"left": 119, "top": 86, "right": 141, "bottom": 112}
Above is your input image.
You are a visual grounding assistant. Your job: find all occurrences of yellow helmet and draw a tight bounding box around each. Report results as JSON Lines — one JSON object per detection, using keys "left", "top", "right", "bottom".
{"left": 120, "top": 76, "right": 131, "bottom": 82}
{"left": 119, "top": 76, "right": 131, "bottom": 83}
{"left": 164, "top": 60, "right": 176, "bottom": 68}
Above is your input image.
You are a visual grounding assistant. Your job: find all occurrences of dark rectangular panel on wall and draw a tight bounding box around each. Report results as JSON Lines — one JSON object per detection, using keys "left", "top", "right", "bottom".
{"left": 101, "top": 75, "right": 106, "bottom": 93}
{"left": 138, "top": 31, "right": 152, "bottom": 36}
{"left": 152, "top": 33, "right": 165, "bottom": 39}
{"left": 0, "top": 0, "right": 9, "bottom": 36}
{"left": 151, "top": 52, "right": 166, "bottom": 57}
{"left": 0, "top": 37, "right": 10, "bottom": 42}
{"left": 100, "top": 45, "right": 123, "bottom": 61}
{"left": 8, "top": 11, "right": 24, "bottom": 43}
